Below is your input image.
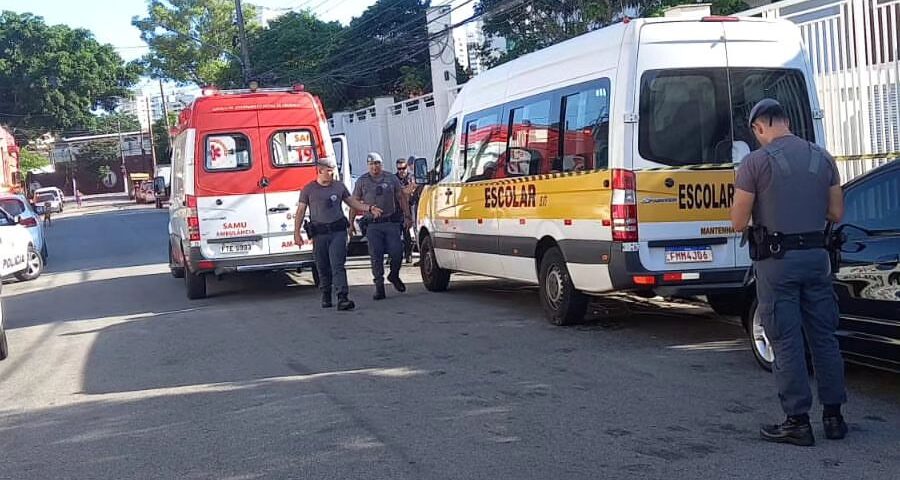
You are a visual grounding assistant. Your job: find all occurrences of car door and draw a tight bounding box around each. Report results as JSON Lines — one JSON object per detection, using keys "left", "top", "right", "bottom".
{"left": 833, "top": 165, "right": 900, "bottom": 370}
{"left": 429, "top": 119, "right": 461, "bottom": 270}
{"left": 0, "top": 211, "right": 26, "bottom": 277}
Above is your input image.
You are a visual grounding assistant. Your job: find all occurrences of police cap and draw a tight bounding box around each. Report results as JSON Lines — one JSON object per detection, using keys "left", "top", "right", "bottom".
{"left": 366, "top": 152, "right": 383, "bottom": 164}
{"left": 316, "top": 156, "right": 337, "bottom": 168}
{"left": 748, "top": 98, "right": 786, "bottom": 128}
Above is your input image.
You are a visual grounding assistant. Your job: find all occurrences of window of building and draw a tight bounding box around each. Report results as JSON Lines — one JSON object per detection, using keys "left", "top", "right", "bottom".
{"left": 561, "top": 81, "right": 610, "bottom": 171}
{"left": 205, "top": 133, "right": 251, "bottom": 171}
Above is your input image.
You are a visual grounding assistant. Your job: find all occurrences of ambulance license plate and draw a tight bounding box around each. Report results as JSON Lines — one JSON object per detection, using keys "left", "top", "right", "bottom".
{"left": 221, "top": 242, "right": 252, "bottom": 254}
{"left": 665, "top": 246, "right": 713, "bottom": 263}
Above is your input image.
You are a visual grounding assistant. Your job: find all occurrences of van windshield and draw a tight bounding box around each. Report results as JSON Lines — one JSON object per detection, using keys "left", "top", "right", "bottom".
{"left": 639, "top": 68, "right": 814, "bottom": 167}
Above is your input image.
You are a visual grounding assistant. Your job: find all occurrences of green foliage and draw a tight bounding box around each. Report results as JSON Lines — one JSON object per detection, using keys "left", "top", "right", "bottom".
{"left": 644, "top": 0, "right": 749, "bottom": 17}
{"left": 133, "top": 0, "right": 258, "bottom": 87}
{"left": 152, "top": 113, "right": 178, "bottom": 163}
{"left": 0, "top": 11, "right": 140, "bottom": 139}
{"left": 90, "top": 112, "right": 142, "bottom": 135}
{"left": 17, "top": 148, "right": 50, "bottom": 173}
{"left": 76, "top": 141, "right": 120, "bottom": 182}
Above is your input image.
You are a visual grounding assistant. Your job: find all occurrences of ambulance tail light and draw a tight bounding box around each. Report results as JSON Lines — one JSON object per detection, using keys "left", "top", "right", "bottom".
{"left": 701, "top": 16, "right": 739, "bottom": 22}
{"left": 611, "top": 169, "right": 638, "bottom": 242}
{"left": 185, "top": 195, "right": 201, "bottom": 242}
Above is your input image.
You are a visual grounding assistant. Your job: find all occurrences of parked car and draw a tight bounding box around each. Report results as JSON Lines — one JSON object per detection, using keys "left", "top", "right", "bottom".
{"left": 0, "top": 205, "right": 43, "bottom": 282}
{"left": 33, "top": 187, "right": 63, "bottom": 213}
{"left": 743, "top": 160, "right": 900, "bottom": 373}
{"left": 136, "top": 181, "right": 156, "bottom": 204}
{"left": 0, "top": 194, "right": 47, "bottom": 263}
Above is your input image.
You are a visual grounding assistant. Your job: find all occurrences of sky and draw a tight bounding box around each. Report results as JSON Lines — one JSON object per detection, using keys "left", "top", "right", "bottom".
{"left": 0, "top": 0, "right": 476, "bottom": 96}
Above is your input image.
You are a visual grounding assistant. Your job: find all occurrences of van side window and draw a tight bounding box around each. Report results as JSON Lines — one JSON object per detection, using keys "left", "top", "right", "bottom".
{"left": 464, "top": 111, "right": 503, "bottom": 182}
{"left": 271, "top": 130, "right": 317, "bottom": 167}
{"left": 507, "top": 98, "right": 553, "bottom": 177}
{"left": 433, "top": 120, "right": 457, "bottom": 183}
{"left": 562, "top": 81, "right": 610, "bottom": 171}
{"left": 205, "top": 134, "right": 251, "bottom": 171}
{"left": 172, "top": 132, "right": 186, "bottom": 196}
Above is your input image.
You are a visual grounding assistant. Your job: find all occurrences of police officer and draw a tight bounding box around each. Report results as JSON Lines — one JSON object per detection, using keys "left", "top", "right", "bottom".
{"left": 295, "top": 157, "right": 383, "bottom": 311}
{"left": 352, "top": 152, "right": 412, "bottom": 300}
{"left": 731, "top": 99, "right": 847, "bottom": 447}
{"left": 395, "top": 157, "right": 417, "bottom": 264}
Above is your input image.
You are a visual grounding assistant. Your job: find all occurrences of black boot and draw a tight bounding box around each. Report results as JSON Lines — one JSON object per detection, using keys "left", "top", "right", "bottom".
{"left": 336, "top": 294, "right": 355, "bottom": 311}
{"left": 321, "top": 288, "right": 333, "bottom": 308}
{"left": 387, "top": 272, "right": 406, "bottom": 293}
{"left": 760, "top": 416, "right": 815, "bottom": 446}
{"left": 373, "top": 282, "right": 386, "bottom": 300}
{"left": 823, "top": 415, "right": 848, "bottom": 440}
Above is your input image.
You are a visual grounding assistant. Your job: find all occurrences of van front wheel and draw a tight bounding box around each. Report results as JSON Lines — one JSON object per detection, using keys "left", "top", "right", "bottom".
{"left": 539, "top": 246, "right": 587, "bottom": 326}
{"left": 420, "top": 235, "right": 450, "bottom": 292}
{"left": 185, "top": 269, "right": 207, "bottom": 300}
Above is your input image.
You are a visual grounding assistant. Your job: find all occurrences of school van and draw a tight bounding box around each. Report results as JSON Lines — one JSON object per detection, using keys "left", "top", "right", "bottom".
{"left": 167, "top": 85, "right": 351, "bottom": 299}
{"left": 414, "top": 16, "right": 825, "bottom": 325}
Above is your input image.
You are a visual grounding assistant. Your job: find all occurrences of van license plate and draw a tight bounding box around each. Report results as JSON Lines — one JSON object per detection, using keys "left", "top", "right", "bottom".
{"left": 221, "top": 242, "right": 253, "bottom": 254}
{"left": 665, "top": 246, "right": 713, "bottom": 263}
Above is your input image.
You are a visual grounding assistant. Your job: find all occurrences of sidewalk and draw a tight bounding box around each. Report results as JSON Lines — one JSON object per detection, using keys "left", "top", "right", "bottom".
{"left": 55, "top": 193, "right": 149, "bottom": 219}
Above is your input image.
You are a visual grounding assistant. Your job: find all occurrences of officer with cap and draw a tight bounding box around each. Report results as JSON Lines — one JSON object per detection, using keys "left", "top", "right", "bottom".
{"left": 352, "top": 152, "right": 412, "bottom": 300}
{"left": 731, "top": 98, "right": 847, "bottom": 446}
{"left": 295, "top": 156, "right": 383, "bottom": 311}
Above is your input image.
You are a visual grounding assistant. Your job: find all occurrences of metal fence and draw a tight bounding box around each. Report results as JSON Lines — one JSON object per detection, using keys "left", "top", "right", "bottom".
{"left": 740, "top": 0, "right": 900, "bottom": 180}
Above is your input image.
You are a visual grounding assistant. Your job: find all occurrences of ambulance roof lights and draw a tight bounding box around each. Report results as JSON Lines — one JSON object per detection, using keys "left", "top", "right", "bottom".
{"left": 248, "top": 80, "right": 259, "bottom": 92}
{"left": 201, "top": 86, "right": 220, "bottom": 96}
{"left": 292, "top": 84, "right": 305, "bottom": 92}
{"left": 701, "top": 16, "right": 740, "bottom": 22}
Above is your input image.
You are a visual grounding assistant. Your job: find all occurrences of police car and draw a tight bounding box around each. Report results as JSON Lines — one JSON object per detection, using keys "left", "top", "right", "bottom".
{"left": 0, "top": 206, "right": 42, "bottom": 282}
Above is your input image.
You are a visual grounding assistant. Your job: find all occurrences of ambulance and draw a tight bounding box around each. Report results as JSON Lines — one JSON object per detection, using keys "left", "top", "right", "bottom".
{"left": 414, "top": 16, "right": 825, "bottom": 325}
{"left": 167, "top": 85, "right": 351, "bottom": 299}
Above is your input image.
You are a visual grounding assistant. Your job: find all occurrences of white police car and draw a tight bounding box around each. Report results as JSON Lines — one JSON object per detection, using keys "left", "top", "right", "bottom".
{"left": 0, "top": 206, "right": 42, "bottom": 282}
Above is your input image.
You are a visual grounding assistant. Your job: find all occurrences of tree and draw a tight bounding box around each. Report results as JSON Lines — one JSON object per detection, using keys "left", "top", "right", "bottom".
{"left": 0, "top": 12, "right": 140, "bottom": 139}
{"left": 152, "top": 113, "right": 178, "bottom": 164}
{"left": 17, "top": 148, "right": 50, "bottom": 174}
{"left": 76, "top": 141, "right": 120, "bottom": 184}
{"left": 133, "top": 0, "right": 258, "bottom": 87}
{"left": 644, "top": 0, "right": 749, "bottom": 17}
{"left": 90, "top": 112, "right": 142, "bottom": 135}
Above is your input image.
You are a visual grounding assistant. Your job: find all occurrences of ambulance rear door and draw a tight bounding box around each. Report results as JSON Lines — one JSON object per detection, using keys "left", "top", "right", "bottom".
{"left": 632, "top": 20, "right": 739, "bottom": 273}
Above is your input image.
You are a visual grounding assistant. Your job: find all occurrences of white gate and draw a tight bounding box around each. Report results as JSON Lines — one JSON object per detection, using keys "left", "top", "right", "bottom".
{"left": 740, "top": 0, "right": 900, "bottom": 180}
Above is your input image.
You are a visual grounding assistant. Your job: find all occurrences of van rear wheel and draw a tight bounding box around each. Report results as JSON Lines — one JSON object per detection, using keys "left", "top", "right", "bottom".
{"left": 539, "top": 246, "right": 588, "bottom": 326}
{"left": 185, "top": 269, "right": 207, "bottom": 300}
{"left": 420, "top": 235, "right": 450, "bottom": 292}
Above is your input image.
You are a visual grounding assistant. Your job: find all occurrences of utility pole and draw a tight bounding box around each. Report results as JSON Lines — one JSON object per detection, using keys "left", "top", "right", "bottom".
{"left": 117, "top": 118, "right": 128, "bottom": 196}
{"left": 146, "top": 95, "right": 158, "bottom": 173}
{"left": 158, "top": 79, "right": 171, "bottom": 140}
{"left": 234, "top": 0, "right": 251, "bottom": 85}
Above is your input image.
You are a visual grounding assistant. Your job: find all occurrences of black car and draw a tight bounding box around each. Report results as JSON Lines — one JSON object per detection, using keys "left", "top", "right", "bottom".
{"left": 743, "top": 159, "right": 900, "bottom": 373}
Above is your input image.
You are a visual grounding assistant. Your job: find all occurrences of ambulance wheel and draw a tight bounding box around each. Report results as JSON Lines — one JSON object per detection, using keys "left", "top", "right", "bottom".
{"left": 539, "top": 246, "right": 587, "bottom": 326}
{"left": 15, "top": 245, "right": 43, "bottom": 282}
{"left": 743, "top": 298, "right": 774, "bottom": 372}
{"left": 169, "top": 244, "right": 185, "bottom": 279}
{"left": 420, "top": 235, "right": 450, "bottom": 292}
{"left": 185, "top": 269, "right": 207, "bottom": 300}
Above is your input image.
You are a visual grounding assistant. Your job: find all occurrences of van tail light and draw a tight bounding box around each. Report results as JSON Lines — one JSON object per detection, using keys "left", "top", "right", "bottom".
{"left": 19, "top": 217, "right": 38, "bottom": 228}
{"left": 701, "top": 16, "right": 739, "bottom": 22}
{"left": 611, "top": 169, "right": 638, "bottom": 242}
{"left": 186, "top": 195, "right": 201, "bottom": 242}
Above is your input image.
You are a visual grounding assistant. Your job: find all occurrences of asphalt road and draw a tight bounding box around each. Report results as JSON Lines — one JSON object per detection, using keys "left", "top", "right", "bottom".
{"left": 1, "top": 202, "right": 898, "bottom": 480}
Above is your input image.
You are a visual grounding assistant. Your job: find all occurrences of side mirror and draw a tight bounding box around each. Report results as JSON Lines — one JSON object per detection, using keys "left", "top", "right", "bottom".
{"left": 413, "top": 157, "right": 429, "bottom": 184}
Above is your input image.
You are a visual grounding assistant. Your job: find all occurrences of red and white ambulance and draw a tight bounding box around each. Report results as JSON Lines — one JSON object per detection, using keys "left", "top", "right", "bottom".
{"left": 167, "top": 85, "right": 351, "bottom": 299}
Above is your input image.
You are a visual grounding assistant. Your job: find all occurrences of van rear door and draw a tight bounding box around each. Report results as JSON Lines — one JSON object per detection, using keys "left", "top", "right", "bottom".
{"left": 195, "top": 110, "right": 270, "bottom": 260}
{"left": 633, "top": 21, "right": 738, "bottom": 272}
{"left": 258, "top": 108, "right": 320, "bottom": 256}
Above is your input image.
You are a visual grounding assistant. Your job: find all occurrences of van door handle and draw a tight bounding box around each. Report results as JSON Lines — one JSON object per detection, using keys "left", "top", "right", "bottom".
{"left": 268, "top": 206, "right": 290, "bottom": 213}
{"left": 259, "top": 177, "right": 270, "bottom": 188}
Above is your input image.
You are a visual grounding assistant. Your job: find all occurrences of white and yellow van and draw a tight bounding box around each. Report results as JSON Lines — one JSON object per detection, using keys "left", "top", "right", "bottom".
{"left": 414, "top": 16, "right": 825, "bottom": 325}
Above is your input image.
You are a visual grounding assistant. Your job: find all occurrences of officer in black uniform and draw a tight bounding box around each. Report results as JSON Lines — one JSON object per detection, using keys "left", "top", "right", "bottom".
{"left": 731, "top": 99, "right": 848, "bottom": 446}
{"left": 295, "top": 157, "right": 382, "bottom": 311}
{"left": 352, "top": 152, "right": 412, "bottom": 300}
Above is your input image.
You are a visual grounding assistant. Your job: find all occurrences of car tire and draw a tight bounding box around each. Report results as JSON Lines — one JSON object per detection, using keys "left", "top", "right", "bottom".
{"left": 743, "top": 298, "right": 774, "bottom": 371}
{"left": 707, "top": 292, "right": 749, "bottom": 316}
{"left": 169, "top": 244, "right": 185, "bottom": 279}
{"left": 185, "top": 268, "right": 207, "bottom": 300}
{"left": 538, "top": 246, "right": 588, "bottom": 326}
{"left": 1, "top": 283, "right": 8, "bottom": 361}
{"left": 419, "top": 235, "right": 450, "bottom": 292}
{"left": 15, "top": 245, "right": 44, "bottom": 281}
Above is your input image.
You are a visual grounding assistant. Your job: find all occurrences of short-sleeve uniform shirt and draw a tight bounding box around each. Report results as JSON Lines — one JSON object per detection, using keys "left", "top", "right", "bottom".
{"left": 299, "top": 180, "right": 350, "bottom": 224}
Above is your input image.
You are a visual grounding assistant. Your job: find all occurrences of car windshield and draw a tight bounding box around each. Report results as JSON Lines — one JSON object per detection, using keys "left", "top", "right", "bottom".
{"left": 37, "top": 193, "right": 55, "bottom": 202}
{"left": 0, "top": 198, "right": 26, "bottom": 216}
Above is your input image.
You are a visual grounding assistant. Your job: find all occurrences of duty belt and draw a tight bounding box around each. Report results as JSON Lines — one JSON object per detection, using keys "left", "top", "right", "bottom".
{"left": 742, "top": 227, "right": 827, "bottom": 260}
